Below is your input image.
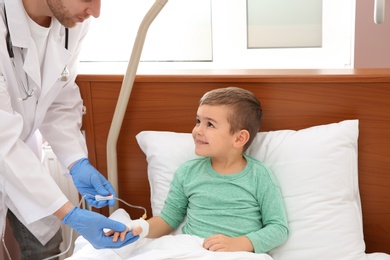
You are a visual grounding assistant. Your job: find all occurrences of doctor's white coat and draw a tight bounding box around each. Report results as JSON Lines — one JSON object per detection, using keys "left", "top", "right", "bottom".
{"left": 0, "top": 0, "right": 89, "bottom": 244}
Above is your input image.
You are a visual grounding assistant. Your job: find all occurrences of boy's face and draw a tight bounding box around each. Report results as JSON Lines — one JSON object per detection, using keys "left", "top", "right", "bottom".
{"left": 192, "top": 104, "right": 237, "bottom": 157}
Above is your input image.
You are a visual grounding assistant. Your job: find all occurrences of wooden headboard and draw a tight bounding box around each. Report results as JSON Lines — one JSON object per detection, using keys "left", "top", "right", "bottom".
{"left": 76, "top": 69, "right": 390, "bottom": 254}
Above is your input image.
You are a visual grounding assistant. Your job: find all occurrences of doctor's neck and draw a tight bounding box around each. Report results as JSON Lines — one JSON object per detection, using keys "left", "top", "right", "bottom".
{"left": 22, "top": 0, "right": 52, "bottom": 27}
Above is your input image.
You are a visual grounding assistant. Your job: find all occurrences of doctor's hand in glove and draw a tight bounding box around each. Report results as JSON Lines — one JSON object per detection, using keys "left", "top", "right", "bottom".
{"left": 70, "top": 158, "right": 116, "bottom": 208}
{"left": 62, "top": 206, "right": 140, "bottom": 249}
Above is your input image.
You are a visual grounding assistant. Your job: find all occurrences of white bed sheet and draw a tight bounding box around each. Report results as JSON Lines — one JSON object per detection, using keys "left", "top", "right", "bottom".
{"left": 66, "top": 208, "right": 271, "bottom": 260}
{"left": 66, "top": 209, "right": 390, "bottom": 260}
{"left": 367, "top": 253, "right": 390, "bottom": 260}
{"left": 68, "top": 237, "right": 390, "bottom": 260}
{"left": 68, "top": 234, "right": 272, "bottom": 260}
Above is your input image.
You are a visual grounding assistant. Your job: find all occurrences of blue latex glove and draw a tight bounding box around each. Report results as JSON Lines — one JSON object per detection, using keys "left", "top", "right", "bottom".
{"left": 70, "top": 158, "right": 116, "bottom": 207}
{"left": 63, "top": 207, "right": 139, "bottom": 249}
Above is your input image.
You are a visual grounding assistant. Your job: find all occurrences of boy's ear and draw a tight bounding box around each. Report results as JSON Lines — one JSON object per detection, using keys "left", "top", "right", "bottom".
{"left": 234, "top": 130, "right": 250, "bottom": 149}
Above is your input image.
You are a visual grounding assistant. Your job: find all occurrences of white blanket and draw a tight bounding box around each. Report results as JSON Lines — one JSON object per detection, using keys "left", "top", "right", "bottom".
{"left": 66, "top": 208, "right": 390, "bottom": 260}
{"left": 68, "top": 234, "right": 272, "bottom": 260}
{"left": 66, "top": 209, "right": 272, "bottom": 260}
{"left": 68, "top": 234, "right": 390, "bottom": 260}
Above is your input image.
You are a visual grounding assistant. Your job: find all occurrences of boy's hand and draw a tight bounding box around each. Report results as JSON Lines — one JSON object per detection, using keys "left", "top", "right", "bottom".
{"left": 105, "top": 226, "right": 143, "bottom": 242}
{"left": 105, "top": 218, "right": 149, "bottom": 242}
{"left": 203, "top": 234, "right": 254, "bottom": 252}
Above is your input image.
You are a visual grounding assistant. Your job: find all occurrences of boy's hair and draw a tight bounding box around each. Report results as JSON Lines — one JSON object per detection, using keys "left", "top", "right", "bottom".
{"left": 199, "top": 86, "right": 262, "bottom": 152}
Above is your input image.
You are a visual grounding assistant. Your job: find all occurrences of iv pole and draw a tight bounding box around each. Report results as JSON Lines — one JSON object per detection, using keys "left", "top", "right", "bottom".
{"left": 106, "top": 0, "right": 168, "bottom": 213}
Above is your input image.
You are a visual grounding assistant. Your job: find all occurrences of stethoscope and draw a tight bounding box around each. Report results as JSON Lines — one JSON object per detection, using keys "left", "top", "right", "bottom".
{"left": 4, "top": 6, "right": 70, "bottom": 102}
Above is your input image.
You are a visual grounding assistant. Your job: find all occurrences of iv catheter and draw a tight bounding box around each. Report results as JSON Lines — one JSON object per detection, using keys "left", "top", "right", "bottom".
{"left": 106, "top": 0, "right": 168, "bottom": 213}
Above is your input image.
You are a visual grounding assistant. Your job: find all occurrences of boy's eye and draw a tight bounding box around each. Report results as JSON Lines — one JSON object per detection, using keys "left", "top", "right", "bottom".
{"left": 207, "top": 122, "right": 214, "bottom": 128}
{"left": 196, "top": 118, "right": 201, "bottom": 125}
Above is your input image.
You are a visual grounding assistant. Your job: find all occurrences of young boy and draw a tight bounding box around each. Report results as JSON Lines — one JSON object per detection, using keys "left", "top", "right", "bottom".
{"left": 109, "top": 86, "right": 289, "bottom": 253}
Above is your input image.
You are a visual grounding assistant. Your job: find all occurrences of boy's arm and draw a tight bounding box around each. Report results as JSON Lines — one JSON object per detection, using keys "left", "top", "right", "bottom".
{"left": 146, "top": 216, "right": 174, "bottom": 238}
{"left": 247, "top": 185, "right": 289, "bottom": 253}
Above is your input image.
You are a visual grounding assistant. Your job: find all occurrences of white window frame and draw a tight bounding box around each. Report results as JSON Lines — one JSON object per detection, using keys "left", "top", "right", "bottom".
{"left": 78, "top": 0, "right": 356, "bottom": 74}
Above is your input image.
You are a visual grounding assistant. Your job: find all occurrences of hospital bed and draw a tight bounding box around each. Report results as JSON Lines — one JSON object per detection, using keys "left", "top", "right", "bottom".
{"left": 69, "top": 68, "right": 390, "bottom": 259}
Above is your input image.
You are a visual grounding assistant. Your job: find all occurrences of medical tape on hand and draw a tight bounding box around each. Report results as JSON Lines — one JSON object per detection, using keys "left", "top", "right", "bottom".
{"left": 126, "top": 218, "right": 149, "bottom": 239}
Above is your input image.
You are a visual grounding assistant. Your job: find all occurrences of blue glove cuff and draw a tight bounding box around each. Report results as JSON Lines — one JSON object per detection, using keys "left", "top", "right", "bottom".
{"left": 62, "top": 206, "right": 77, "bottom": 225}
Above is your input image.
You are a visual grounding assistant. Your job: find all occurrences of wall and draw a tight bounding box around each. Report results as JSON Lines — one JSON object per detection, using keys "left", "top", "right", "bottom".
{"left": 355, "top": 0, "right": 390, "bottom": 68}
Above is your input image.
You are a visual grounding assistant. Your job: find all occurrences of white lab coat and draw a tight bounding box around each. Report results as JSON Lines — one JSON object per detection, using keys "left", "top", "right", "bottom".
{"left": 0, "top": 0, "right": 89, "bottom": 245}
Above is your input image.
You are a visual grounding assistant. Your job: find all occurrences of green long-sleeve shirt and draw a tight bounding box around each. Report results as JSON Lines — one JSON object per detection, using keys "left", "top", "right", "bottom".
{"left": 160, "top": 155, "right": 289, "bottom": 253}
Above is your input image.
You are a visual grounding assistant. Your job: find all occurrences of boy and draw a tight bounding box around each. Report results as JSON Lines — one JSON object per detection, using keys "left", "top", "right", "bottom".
{"left": 110, "top": 86, "right": 289, "bottom": 253}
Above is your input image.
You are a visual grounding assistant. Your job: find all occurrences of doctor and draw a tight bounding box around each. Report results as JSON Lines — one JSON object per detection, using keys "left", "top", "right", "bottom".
{"left": 0, "top": 0, "right": 138, "bottom": 258}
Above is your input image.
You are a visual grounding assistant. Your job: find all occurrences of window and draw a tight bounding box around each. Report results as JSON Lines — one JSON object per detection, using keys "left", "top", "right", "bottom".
{"left": 78, "top": 0, "right": 355, "bottom": 73}
{"left": 247, "top": 0, "right": 322, "bottom": 48}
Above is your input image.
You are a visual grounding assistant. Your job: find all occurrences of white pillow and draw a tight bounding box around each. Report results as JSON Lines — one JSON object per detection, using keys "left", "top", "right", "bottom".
{"left": 136, "top": 120, "right": 367, "bottom": 260}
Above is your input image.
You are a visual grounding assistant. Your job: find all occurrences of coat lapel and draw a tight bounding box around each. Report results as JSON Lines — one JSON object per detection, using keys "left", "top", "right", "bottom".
{"left": 5, "top": 0, "right": 41, "bottom": 87}
{"left": 39, "top": 22, "right": 71, "bottom": 99}
{"left": 6, "top": 0, "right": 71, "bottom": 99}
